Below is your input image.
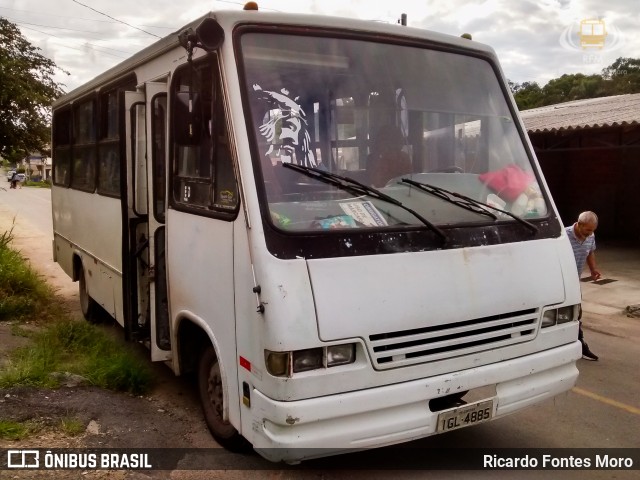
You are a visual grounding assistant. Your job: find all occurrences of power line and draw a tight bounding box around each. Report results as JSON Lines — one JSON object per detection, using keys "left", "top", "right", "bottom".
{"left": 18, "top": 24, "right": 130, "bottom": 59}
{"left": 0, "top": 6, "right": 113, "bottom": 23}
{"left": 71, "top": 0, "right": 161, "bottom": 38}
{"left": 11, "top": 19, "right": 150, "bottom": 40}
{"left": 0, "top": 6, "right": 175, "bottom": 29}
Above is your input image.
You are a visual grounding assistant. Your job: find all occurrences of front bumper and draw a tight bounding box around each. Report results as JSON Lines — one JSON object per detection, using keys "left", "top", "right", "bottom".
{"left": 250, "top": 341, "right": 581, "bottom": 462}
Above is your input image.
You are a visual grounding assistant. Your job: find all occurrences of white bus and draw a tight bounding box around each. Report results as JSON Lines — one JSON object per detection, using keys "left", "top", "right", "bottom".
{"left": 51, "top": 3, "right": 582, "bottom": 463}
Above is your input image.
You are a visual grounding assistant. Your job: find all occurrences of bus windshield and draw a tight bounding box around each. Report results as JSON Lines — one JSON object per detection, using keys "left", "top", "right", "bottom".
{"left": 240, "top": 32, "right": 548, "bottom": 232}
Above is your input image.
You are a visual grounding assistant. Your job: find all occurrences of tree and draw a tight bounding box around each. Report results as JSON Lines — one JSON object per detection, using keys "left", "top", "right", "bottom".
{"left": 602, "top": 57, "right": 640, "bottom": 79}
{"left": 511, "top": 58, "right": 640, "bottom": 111}
{"left": 510, "top": 81, "right": 544, "bottom": 110}
{"left": 540, "top": 73, "right": 583, "bottom": 105}
{"left": 0, "top": 17, "right": 67, "bottom": 163}
{"left": 602, "top": 57, "right": 640, "bottom": 94}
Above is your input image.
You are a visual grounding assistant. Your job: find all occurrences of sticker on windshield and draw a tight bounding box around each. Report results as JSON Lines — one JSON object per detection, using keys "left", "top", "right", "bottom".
{"left": 253, "top": 84, "right": 318, "bottom": 168}
{"left": 312, "top": 215, "right": 357, "bottom": 229}
{"left": 340, "top": 201, "right": 388, "bottom": 227}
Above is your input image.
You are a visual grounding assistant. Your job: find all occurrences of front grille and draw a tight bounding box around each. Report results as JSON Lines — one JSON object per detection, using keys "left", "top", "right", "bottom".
{"left": 368, "top": 308, "right": 539, "bottom": 369}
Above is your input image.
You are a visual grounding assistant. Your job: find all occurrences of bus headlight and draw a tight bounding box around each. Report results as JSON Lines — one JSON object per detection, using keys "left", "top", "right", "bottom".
{"left": 556, "top": 306, "right": 575, "bottom": 324}
{"left": 265, "top": 343, "right": 357, "bottom": 377}
{"left": 293, "top": 348, "right": 323, "bottom": 373}
{"left": 327, "top": 344, "right": 355, "bottom": 366}
{"left": 542, "top": 305, "right": 578, "bottom": 328}
{"left": 265, "top": 351, "right": 289, "bottom": 376}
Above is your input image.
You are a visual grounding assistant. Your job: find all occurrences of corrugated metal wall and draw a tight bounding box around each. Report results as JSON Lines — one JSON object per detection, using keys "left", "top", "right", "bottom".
{"left": 530, "top": 126, "right": 640, "bottom": 241}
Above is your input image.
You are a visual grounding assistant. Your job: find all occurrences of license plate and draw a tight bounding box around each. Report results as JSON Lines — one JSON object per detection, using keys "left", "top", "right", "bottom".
{"left": 436, "top": 399, "right": 494, "bottom": 432}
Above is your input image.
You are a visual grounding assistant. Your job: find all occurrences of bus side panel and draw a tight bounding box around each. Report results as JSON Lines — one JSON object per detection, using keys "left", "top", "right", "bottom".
{"left": 233, "top": 212, "right": 271, "bottom": 441}
{"left": 52, "top": 232, "right": 75, "bottom": 280}
{"left": 166, "top": 209, "right": 241, "bottom": 427}
{"left": 52, "top": 187, "right": 123, "bottom": 319}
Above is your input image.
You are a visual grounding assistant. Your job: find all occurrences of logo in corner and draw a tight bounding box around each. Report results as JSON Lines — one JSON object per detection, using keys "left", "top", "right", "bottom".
{"left": 559, "top": 18, "right": 625, "bottom": 53}
{"left": 7, "top": 450, "right": 40, "bottom": 468}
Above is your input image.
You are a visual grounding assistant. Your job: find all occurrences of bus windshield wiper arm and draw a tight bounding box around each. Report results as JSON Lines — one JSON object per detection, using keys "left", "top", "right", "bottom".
{"left": 402, "top": 179, "right": 497, "bottom": 221}
{"left": 282, "top": 163, "right": 447, "bottom": 245}
{"left": 401, "top": 178, "right": 538, "bottom": 234}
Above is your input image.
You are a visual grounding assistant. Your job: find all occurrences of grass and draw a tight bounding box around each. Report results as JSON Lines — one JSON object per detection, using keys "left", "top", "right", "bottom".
{"left": 0, "top": 418, "right": 86, "bottom": 440}
{"left": 0, "top": 227, "right": 154, "bottom": 395}
{"left": 60, "top": 417, "right": 85, "bottom": 436}
{"left": 0, "top": 227, "right": 56, "bottom": 321}
{"left": 0, "top": 419, "right": 31, "bottom": 440}
{"left": 23, "top": 180, "right": 51, "bottom": 188}
{"left": 0, "top": 318, "right": 153, "bottom": 395}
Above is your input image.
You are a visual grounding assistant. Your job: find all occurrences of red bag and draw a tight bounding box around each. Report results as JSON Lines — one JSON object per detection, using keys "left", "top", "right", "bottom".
{"left": 479, "top": 164, "right": 534, "bottom": 202}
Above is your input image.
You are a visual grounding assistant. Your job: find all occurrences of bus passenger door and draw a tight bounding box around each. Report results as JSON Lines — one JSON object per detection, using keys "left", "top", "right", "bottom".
{"left": 123, "top": 90, "right": 148, "bottom": 345}
{"left": 144, "top": 82, "right": 171, "bottom": 362}
{"left": 124, "top": 83, "right": 171, "bottom": 362}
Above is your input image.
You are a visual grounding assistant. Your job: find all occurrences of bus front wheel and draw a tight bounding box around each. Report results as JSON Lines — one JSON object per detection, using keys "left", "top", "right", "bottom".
{"left": 198, "top": 346, "right": 251, "bottom": 452}
{"left": 78, "top": 265, "right": 98, "bottom": 323}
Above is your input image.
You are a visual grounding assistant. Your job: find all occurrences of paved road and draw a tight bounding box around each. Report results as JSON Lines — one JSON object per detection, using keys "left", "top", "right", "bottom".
{"left": 0, "top": 187, "right": 638, "bottom": 479}
{"left": 0, "top": 183, "right": 52, "bottom": 238}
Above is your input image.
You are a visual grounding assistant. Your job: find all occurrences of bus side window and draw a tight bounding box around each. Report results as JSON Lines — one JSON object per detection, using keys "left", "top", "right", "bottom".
{"left": 171, "top": 56, "right": 238, "bottom": 215}
{"left": 213, "top": 136, "right": 237, "bottom": 209}
{"left": 71, "top": 98, "right": 97, "bottom": 192}
{"left": 53, "top": 109, "right": 72, "bottom": 187}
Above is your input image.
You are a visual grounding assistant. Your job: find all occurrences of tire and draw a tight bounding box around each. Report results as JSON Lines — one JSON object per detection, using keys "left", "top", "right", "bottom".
{"left": 78, "top": 265, "right": 99, "bottom": 323}
{"left": 198, "top": 346, "right": 252, "bottom": 452}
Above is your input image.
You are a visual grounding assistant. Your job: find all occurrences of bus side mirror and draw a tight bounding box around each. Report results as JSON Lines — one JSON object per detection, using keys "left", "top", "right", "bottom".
{"left": 178, "top": 18, "right": 224, "bottom": 53}
{"left": 196, "top": 18, "right": 225, "bottom": 51}
{"left": 174, "top": 91, "right": 202, "bottom": 145}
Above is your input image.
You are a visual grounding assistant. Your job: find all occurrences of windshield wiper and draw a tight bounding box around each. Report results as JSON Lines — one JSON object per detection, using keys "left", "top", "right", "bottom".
{"left": 403, "top": 179, "right": 497, "bottom": 221}
{"left": 401, "top": 178, "right": 538, "bottom": 234}
{"left": 281, "top": 163, "right": 447, "bottom": 245}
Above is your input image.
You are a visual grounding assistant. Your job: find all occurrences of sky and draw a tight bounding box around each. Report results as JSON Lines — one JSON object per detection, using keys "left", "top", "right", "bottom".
{"left": 2, "top": 0, "right": 639, "bottom": 94}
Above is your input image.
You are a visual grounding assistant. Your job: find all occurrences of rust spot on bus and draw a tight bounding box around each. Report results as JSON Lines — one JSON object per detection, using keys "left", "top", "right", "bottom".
{"left": 286, "top": 415, "right": 299, "bottom": 425}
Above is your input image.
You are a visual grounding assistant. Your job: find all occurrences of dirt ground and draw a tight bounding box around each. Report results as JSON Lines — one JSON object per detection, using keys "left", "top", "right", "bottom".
{"left": 0, "top": 203, "right": 226, "bottom": 479}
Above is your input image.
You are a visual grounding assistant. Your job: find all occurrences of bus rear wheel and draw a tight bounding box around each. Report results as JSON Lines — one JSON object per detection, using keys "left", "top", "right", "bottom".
{"left": 198, "top": 346, "right": 251, "bottom": 452}
{"left": 78, "top": 265, "right": 98, "bottom": 323}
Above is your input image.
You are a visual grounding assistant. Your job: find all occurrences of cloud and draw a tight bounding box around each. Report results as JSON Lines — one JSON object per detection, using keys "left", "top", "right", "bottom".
{"left": 5, "top": 0, "right": 639, "bottom": 92}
